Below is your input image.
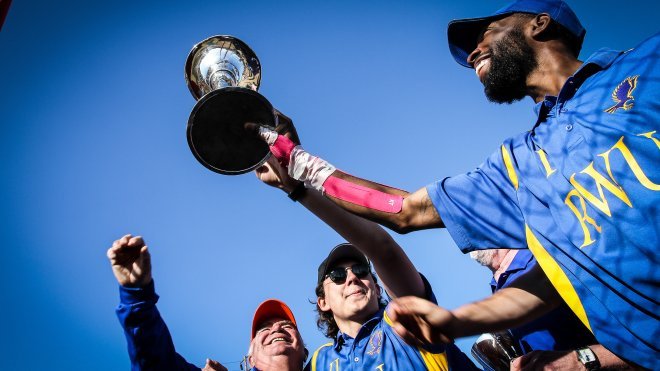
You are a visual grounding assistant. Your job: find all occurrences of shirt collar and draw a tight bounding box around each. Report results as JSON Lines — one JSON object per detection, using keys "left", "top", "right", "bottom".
{"left": 490, "top": 250, "right": 534, "bottom": 289}
{"left": 533, "top": 47, "right": 625, "bottom": 122}
{"left": 334, "top": 308, "right": 384, "bottom": 350}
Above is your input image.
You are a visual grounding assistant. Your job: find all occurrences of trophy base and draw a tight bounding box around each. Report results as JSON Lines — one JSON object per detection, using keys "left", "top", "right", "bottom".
{"left": 187, "top": 87, "right": 276, "bottom": 175}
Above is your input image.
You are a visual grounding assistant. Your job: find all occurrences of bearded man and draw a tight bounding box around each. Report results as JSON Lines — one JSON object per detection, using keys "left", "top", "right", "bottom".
{"left": 253, "top": 0, "right": 659, "bottom": 368}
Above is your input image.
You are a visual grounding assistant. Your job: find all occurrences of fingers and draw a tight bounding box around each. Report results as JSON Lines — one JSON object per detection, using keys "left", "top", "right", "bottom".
{"left": 510, "top": 355, "right": 524, "bottom": 371}
{"left": 107, "top": 234, "right": 145, "bottom": 261}
{"left": 388, "top": 297, "right": 455, "bottom": 345}
{"left": 274, "top": 109, "right": 301, "bottom": 145}
{"left": 387, "top": 301, "right": 430, "bottom": 347}
{"left": 511, "top": 351, "right": 540, "bottom": 371}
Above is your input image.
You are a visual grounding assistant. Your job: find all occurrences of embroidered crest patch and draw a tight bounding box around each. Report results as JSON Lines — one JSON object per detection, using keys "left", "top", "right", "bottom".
{"left": 605, "top": 75, "right": 639, "bottom": 113}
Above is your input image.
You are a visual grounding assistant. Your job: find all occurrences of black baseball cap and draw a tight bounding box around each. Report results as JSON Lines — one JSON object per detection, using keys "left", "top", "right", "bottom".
{"left": 447, "top": 0, "right": 585, "bottom": 67}
{"left": 317, "top": 243, "right": 370, "bottom": 285}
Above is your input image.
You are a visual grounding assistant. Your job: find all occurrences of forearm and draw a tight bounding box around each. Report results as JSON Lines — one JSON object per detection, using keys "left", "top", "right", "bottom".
{"left": 449, "top": 287, "right": 557, "bottom": 338}
{"left": 116, "top": 282, "right": 199, "bottom": 370}
{"left": 298, "top": 189, "right": 426, "bottom": 297}
{"left": 450, "top": 264, "right": 561, "bottom": 338}
{"left": 590, "top": 344, "right": 642, "bottom": 370}
{"left": 323, "top": 171, "right": 444, "bottom": 233}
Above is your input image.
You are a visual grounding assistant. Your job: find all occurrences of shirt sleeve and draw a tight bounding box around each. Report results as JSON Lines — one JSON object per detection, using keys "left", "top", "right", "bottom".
{"left": 426, "top": 143, "right": 527, "bottom": 252}
{"left": 116, "top": 281, "right": 200, "bottom": 371}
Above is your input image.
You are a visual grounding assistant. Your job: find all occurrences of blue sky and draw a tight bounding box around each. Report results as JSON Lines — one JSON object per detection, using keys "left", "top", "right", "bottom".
{"left": 1, "top": 1, "right": 658, "bottom": 369}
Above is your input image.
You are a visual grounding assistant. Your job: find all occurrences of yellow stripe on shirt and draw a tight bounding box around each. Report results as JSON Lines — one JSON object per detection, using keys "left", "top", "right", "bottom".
{"left": 501, "top": 145, "right": 519, "bottom": 190}
{"left": 311, "top": 342, "right": 333, "bottom": 371}
{"left": 384, "top": 311, "right": 449, "bottom": 371}
{"left": 525, "top": 225, "right": 593, "bottom": 333}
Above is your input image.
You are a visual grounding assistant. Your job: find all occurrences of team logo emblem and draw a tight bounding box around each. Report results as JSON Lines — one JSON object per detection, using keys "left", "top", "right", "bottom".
{"left": 605, "top": 75, "right": 639, "bottom": 113}
{"left": 366, "top": 330, "right": 383, "bottom": 355}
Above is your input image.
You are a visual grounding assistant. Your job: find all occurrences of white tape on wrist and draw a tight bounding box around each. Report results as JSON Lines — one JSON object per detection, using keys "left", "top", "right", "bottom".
{"left": 289, "top": 146, "right": 336, "bottom": 192}
{"left": 257, "top": 126, "right": 278, "bottom": 146}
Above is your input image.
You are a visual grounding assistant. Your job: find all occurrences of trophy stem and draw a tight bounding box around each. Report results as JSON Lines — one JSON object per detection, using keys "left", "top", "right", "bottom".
{"left": 208, "top": 63, "right": 240, "bottom": 90}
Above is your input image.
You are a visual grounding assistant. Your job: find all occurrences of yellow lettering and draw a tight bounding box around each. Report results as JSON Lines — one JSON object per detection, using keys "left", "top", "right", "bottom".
{"left": 535, "top": 149, "right": 557, "bottom": 177}
{"left": 637, "top": 131, "right": 660, "bottom": 149}
{"left": 600, "top": 136, "right": 660, "bottom": 191}
{"left": 570, "top": 162, "right": 633, "bottom": 217}
{"left": 564, "top": 189, "right": 602, "bottom": 247}
{"left": 329, "top": 358, "right": 340, "bottom": 371}
{"left": 375, "top": 364, "right": 384, "bottom": 371}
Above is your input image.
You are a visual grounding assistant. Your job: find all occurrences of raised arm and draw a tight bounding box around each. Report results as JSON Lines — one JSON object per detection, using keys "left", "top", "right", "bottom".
{"left": 108, "top": 235, "right": 201, "bottom": 370}
{"left": 248, "top": 116, "right": 444, "bottom": 233}
{"left": 256, "top": 156, "right": 426, "bottom": 299}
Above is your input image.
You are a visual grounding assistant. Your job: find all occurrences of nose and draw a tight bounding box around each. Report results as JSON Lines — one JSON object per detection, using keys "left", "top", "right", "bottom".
{"left": 270, "top": 321, "right": 285, "bottom": 332}
{"left": 344, "top": 268, "right": 361, "bottom": 285}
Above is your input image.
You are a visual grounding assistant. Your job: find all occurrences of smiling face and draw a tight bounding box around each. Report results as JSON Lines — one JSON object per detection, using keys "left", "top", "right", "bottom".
{"left": 317, "top": 259, "right": 381, "bottom": 326}
{"left": 467, "top": 14, "right": 538, "bottom": 104}
{"left": 249, "top": 318, "right": 305, "bottom": 369}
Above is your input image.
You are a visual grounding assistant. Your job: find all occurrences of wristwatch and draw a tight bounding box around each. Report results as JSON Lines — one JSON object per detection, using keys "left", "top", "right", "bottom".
{"left": 576, "top": 347, "right": 600, "bottom": 370}
{"left": 287, "top": 182, "right": 307, "bottom": 202}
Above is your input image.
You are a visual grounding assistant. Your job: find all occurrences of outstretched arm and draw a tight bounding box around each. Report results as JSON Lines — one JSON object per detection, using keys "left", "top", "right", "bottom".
{"left": 387, "top": 264, "right": 561, "bottom": 345}
{"left": 256, "top": 156, "right": 426, "bottom": 299}
{"left": 248, "top": 117, "right": 444, "bottom": 233}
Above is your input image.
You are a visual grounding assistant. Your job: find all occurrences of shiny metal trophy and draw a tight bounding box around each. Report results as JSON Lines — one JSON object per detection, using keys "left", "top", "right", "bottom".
{"left": 185, "top": 35, "right": 276, "bottom": 175}
{"left": 471, "top": 331, "right": 523, "bottom": 371}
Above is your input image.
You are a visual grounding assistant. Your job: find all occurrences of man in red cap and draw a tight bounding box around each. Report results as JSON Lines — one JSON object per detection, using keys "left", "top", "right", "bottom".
{"left": 247, "top": 299, "right": 307, "bottom": 370}
{"left": 108, "top": 234, "right": 306, "bottom": 370}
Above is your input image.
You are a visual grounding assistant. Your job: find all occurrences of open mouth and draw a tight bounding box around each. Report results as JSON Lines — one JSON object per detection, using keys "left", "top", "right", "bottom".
{"left": 346, "top": 289, "right": 366, "bottom": 298}
{"left": 268, "top": 337, "right": 291, "bottom": 345}
{"left": 475, "top": 56, "right": 490, "bottom": 79}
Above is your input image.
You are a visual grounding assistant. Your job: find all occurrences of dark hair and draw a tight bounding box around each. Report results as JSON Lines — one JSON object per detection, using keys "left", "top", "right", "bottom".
{"left": 513, "top": 13, "right": 582, "bottom": 57}
{"left": 313, "top": 269, "right": 388, "bottom": 339}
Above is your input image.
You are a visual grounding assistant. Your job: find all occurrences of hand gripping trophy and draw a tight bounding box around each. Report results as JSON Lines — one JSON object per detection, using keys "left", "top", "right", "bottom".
{"left": 184, "top": 35, "right": 276, "bottom": 175}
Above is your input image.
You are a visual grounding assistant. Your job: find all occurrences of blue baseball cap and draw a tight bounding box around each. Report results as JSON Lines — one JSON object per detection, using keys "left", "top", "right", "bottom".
{"left": 447, "top": 0, "right": 585, "bottom": 67}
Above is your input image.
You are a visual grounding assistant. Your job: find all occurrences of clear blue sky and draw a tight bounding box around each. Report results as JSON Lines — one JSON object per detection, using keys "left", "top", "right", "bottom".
{"left": 1, "top": 1, "right": 658, "bottom": 369}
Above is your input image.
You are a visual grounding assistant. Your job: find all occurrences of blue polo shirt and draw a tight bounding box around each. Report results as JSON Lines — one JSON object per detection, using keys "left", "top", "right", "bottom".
{"left": 492, "top": 250, "right": 596, "bottom": 353}
{"left": 116, "top": 281, "right": 202, "bottom": 370}
{"left": 427, "top": 32, "right": 660, "bottom": 368}
{"left": 308, "top": 275, "right": 477, "bottom": 370}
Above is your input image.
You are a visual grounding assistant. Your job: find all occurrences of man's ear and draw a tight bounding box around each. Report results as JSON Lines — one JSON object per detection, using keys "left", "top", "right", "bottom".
{"left": 317, "top": 296, "right": 331, "bottom": 312}
{"left": 530, "top": 13, "right": 552, "bottom": 39}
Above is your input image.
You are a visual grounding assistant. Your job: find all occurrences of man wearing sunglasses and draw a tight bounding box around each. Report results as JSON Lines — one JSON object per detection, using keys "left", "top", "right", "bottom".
{"left": 255, "top": 157, "right": 477, "bottom": 370}
{"left": 108, "top": 234, "right": 307, "bottom": 370}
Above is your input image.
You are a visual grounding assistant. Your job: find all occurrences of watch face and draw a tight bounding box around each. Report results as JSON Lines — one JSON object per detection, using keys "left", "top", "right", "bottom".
{"left": 576, "top": 348, "right": 600, "bottom": 370}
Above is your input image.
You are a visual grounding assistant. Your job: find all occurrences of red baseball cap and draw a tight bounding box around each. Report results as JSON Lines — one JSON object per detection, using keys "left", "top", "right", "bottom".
{"left": 251, "top": 299, "right": 297, "bottom": 340}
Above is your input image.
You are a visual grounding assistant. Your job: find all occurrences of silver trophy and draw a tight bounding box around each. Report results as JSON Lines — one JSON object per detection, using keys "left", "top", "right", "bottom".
{"left": 185, "top": 35, "right": 276, "bottom": 175}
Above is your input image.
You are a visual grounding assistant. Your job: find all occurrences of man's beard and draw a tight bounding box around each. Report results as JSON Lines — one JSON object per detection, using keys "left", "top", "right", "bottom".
{"left": 483, "top": 27, "right": 537, "bottom": 104}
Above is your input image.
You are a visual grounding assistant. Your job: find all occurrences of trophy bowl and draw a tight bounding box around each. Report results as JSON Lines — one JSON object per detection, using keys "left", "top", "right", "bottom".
{"left": 185, "top": 35, "right": 276, "bottom": 175}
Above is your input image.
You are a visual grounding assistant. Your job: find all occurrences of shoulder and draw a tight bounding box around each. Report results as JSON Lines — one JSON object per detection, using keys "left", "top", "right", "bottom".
{"left": 309, "top": 342, "right": 334, "bottom": 369}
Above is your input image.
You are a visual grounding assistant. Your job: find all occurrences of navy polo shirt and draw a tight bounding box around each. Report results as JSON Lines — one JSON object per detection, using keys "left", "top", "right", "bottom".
{"left": 492, "top": 250, "right": 596, "bottom": 353}
{"left": 427, "top": 32, "right": 660, "bottom": 368}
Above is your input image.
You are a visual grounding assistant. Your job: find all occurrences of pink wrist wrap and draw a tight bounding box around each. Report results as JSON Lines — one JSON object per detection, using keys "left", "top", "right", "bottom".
{"left": 270, "top": 135, "right": 296, "bottom": 167}
{"left": 323, "top": 176, "right": 403, "bottom": 213}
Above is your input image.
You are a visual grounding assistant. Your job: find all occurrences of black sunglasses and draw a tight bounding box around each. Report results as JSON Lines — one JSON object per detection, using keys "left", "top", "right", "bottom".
{"left": 325, "top": 264, "right": 370, "bottom": 284}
